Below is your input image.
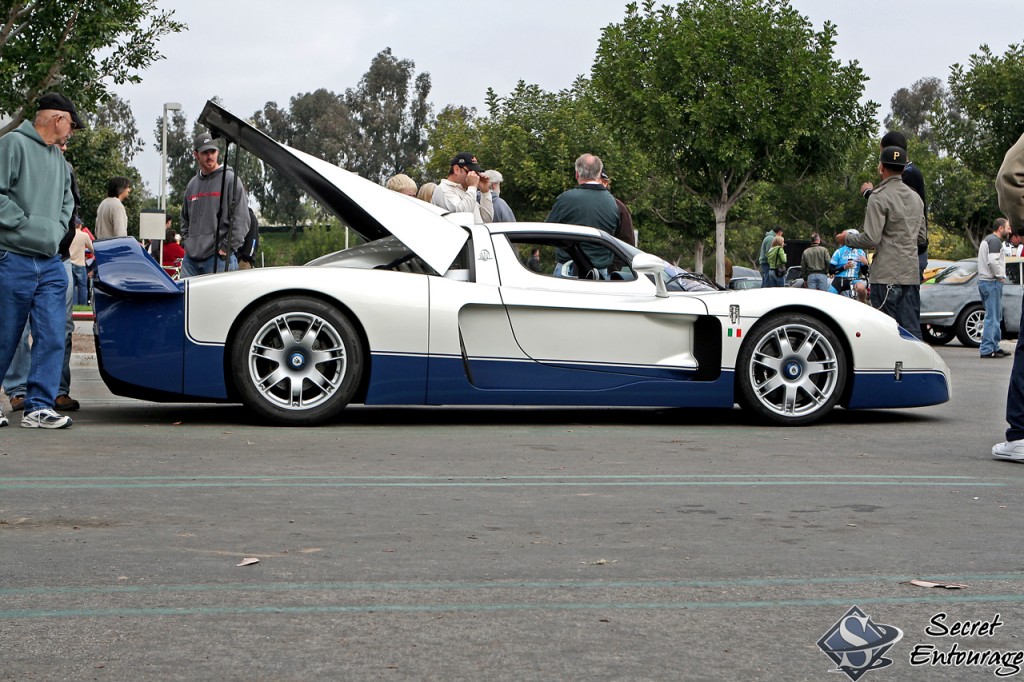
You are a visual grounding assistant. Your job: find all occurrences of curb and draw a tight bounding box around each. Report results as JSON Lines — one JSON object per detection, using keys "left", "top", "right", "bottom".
{"left": 71, "top": 353, "right": 98, "bottom": 368}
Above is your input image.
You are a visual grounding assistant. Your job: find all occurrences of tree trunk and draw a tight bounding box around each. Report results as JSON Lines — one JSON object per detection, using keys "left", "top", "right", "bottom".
{"left": 693, "top": 241, "right": 704, "bottom": 274}
{"left": 712, "top": 203, "right": 728, "bottom": 286}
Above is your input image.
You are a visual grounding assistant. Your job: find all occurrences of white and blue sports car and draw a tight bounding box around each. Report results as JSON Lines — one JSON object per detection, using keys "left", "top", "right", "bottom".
{"left": 90, "top": 102, "right": 951, "bottom": 426}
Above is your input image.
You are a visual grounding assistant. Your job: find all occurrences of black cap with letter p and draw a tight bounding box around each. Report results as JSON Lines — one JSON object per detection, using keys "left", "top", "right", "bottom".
{"left": 880, "top": 146, "right": 908, "bottom": 168}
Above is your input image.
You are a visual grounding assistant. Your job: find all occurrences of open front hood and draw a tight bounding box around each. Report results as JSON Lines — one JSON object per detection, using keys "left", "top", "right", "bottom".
{"left": 198, "top": 100, "right": 468, "bottom": 274}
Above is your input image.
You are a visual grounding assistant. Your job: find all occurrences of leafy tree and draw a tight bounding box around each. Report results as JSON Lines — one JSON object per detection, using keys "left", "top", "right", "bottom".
{"left": 937, "top": 43, "right": 1024, "bottom": 178}
{"left": 884, "top": 77, "right": 947, "bottom": 151}
{"left": 591, "top": 0, "right": 876, "bottom": 283}
{"left": 422, "top": 78, "right": 717, "bottom": 267}
{"left": 343, "top": 48, "right": 431, "bottom": 183}
{"left": 239, "top": 50, "right": 430, "bottom": 233}
{"left": 421, "top": 104, "right": 478, "bottom": 184}
{"left": 66, "top": 127, "right": 144, "bottom": 235}
{"left": 90, "top": 93, "right": 144, "bottom": 162}
{"left": 919, "top": 152, "right": 1000, "bottom": 250}
{"left": 0, "top": 0, "right": 185, "bottom": 135}
{"left": 759, "top": 138, "right": 878, "bottom": 236}
{"left": 242, "top": 93, "right": 346, "bottom": 232}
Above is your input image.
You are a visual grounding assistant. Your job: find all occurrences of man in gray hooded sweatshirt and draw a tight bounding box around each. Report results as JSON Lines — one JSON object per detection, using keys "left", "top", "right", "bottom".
{"left": 0, "top": 93, "right": 80, "bottom": 429}
{"left": 180, "top": 132, "right": 250, "bottom": 277}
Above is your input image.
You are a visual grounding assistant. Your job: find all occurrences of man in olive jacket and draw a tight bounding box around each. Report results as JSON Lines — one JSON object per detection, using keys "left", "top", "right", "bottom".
{"left": 837, "top": 146, "right": 926, "bottom": 338}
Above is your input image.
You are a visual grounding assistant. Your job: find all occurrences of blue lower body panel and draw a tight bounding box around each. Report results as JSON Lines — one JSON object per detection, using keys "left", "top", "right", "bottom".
{"left": 845, "top": 370, "right": 950, "bottom": 409}
{"left": 95, "top": 291, "right": 230, "bottom": 402}
{"left": 365, "top": 353, "right": 736, "bottom": 408}
{"left": 94, "top": 291, "right": 186, "bottom": 397}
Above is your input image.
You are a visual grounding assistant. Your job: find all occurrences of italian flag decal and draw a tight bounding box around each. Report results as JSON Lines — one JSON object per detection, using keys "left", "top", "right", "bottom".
{"left": 728, "top": 328, "right": 742, "bottom": 337}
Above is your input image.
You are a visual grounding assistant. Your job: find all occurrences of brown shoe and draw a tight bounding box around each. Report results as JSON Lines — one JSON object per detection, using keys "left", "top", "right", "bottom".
{"left": 9, "top": 395, "right": 24, "bottom": 412}
{"left": 55, "top": 394, "right": 80, "bottom": 411}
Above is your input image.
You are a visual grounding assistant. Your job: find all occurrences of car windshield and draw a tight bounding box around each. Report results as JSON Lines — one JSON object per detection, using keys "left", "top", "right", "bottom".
{"left": 932, "top": 261, "right": 977, "bottom": 285}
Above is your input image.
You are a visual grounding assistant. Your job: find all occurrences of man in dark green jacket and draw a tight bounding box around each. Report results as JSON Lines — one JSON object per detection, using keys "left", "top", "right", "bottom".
{"left": 546, "top": 153, "right": 618, "bottom": 278}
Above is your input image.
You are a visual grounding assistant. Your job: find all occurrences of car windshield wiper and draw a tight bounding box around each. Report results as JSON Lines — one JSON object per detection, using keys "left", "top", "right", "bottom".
{"left": 667, "top": 271, "right": 722, "bottom": 291}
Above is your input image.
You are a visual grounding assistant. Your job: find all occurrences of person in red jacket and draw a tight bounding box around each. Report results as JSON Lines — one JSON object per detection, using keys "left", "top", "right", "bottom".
{"left": 161, "top": 228, "right": 186, "bottom": 277}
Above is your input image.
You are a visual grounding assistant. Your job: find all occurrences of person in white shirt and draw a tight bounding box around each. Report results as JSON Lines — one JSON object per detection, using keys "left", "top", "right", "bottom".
{"left": 978, "top": 217, "right": 1012, "bottom": 359}
{"left": 94, "top": 176, "right": 130, "bottom": 239}
{"left": 431, "top": 152, "right": 493, "bottom": 223}
{"left": 1008, "top": 232, "right": 1023, "bottom": 257}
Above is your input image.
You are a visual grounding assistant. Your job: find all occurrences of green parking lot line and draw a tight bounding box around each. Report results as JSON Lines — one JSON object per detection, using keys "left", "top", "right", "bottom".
{"left": 3, "top": 572, "right": 1024, "bottom": 598}
{"left": 0, "top": 473, "right": 1004, "bottom": 490}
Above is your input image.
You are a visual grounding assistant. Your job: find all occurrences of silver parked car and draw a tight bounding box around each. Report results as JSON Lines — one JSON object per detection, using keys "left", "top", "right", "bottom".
{"left": 919, "top": 257, "right": 1024, "bottom": 347}
{"left": 729, "top": 265, "right": 762, "bottom": 290}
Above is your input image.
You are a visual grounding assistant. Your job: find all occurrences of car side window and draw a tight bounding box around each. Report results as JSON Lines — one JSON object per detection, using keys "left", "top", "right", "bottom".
{"left": 506, "top": 234, "right": 637, "bottom": 282}
{"left": 1009, "top": 262, "right": 1022, "bottom": 286}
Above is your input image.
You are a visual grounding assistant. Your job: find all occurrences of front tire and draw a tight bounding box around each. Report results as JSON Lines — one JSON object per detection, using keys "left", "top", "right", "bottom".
{"left": 230, "top": 297, "right": 364, "bottom": 425}
{"left": 736, "top": 313, "right": 846, "bottom": 426}
{"left": 922, "top": 324, "right": 955, "bottom": 346}
{"left": 955, "top": 304, "right": 984, "bottom": 347}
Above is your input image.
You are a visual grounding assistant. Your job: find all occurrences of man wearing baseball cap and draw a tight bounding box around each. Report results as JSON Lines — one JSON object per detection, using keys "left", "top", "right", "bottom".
{"left": 836, "top": 146, "right": 926, "bottom": 337}
{"left": 179, "top": 131, "right": 250, "bottom": 276}
{"left": 0, "top": 93, "right": 82, "bottom": 428}
{"left": 431, "top": 151, "right": 493, "bottom": 223}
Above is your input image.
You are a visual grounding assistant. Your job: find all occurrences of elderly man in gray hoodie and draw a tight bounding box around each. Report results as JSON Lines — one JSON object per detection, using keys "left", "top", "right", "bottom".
{"left": 0, "top": 93, "right": 81, "bottom": 429}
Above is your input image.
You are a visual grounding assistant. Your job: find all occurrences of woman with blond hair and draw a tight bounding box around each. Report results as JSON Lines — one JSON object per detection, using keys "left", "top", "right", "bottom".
{"left": 385, "top": 173, "right": 417, "bottom": 196}
{"left": 416, "top": 182, "right": 437, "bottom": 204}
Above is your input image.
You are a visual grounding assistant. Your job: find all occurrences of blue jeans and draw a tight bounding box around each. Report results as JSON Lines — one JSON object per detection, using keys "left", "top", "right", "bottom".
{"left": 61, "top": 259, "right": 74, "bottom": 395}
{"left": 760, "top": 262, "right": 770, "bottom": 286}
{"left": 870, "top": 282, "right": 922, "bottom": 340}
{"left": 181, "top": 253, "right": 238, "bottom": 278}
{"left": 807, "top": 273, "right": 829, "bottom": 291}
{"left": 2, "top": 322, "right": 30, "bottom": 397}
{"left": 72, "top": 263, "right": 88, "bottom": 305}
{"left": 0, "top": 251, "right": 68, "bottom": 412}
{"left": 978, "top": 278, "right": 1003, "bottom": 356}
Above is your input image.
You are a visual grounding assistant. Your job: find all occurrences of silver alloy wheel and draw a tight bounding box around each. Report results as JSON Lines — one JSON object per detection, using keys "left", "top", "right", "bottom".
{"left": 964, "top": 308, "right": 985, "bottom": 345}
{"left": 247, "top": 311, "right": 347, "bottom": 411}
{"left": 747, "top": 322, "right": 840, "bottom": 419}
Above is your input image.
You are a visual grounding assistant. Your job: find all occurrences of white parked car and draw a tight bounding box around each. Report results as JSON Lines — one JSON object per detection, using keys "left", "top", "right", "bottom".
{"left": 90, "top": 101, "right": 951, "bottom": 427}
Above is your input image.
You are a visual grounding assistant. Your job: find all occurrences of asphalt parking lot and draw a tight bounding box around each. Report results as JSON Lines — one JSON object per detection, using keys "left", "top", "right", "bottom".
{"left": 2, "top": 341, "right": 1023, "bottom": 680}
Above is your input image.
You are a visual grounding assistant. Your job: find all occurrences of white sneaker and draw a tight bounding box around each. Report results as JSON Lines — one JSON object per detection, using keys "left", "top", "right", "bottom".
{"left": 0, "top": 411, "right": 7, "bottom": 428}
{"left": 21, "top": 408, "right": 72, "bottom": 429}
{"left": 992, "top": 440, "right": 1024, "bottom": 461}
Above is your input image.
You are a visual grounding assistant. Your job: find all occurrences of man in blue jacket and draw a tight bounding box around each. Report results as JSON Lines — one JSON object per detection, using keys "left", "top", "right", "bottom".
{"left": 0, "top": 93, "right": 81, "bottom": 429}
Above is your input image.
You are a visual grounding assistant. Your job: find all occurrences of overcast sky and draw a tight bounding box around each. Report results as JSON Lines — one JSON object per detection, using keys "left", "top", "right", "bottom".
{"left": 111, "top": 0, "right": 1024, "bottom": 195}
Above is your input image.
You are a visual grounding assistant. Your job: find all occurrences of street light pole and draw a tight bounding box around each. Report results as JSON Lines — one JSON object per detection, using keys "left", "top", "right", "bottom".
{"left": 160, "top": 102, "right": 182, "bottom": 213}
{"left": 160, "top": 102, "right": 182, "bottom": 270}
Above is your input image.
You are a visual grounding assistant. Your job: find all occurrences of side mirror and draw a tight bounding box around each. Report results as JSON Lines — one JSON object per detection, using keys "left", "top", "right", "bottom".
{"left": 631, "top": 253, "right": 669, "bottom": 298}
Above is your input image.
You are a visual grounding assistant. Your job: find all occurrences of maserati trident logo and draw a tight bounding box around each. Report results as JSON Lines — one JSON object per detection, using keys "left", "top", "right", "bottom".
{"left": 817, "top": 606, "right": 903, "bottom": 680}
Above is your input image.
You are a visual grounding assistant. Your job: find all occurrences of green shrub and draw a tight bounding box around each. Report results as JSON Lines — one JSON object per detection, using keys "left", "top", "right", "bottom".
{"left": 291, "top": 223, "right": 350, "bottom": 265}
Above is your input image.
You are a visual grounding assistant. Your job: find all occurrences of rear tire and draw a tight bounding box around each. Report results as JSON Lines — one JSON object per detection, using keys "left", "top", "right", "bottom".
{"left": 955, "top": 304, "right": 984, "bottom": 347}
{"left": 736, "top": 313, "right": 846, "bottom": 426}
{"left": 230, "top": 297, "right": 364, "bottom": 425}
